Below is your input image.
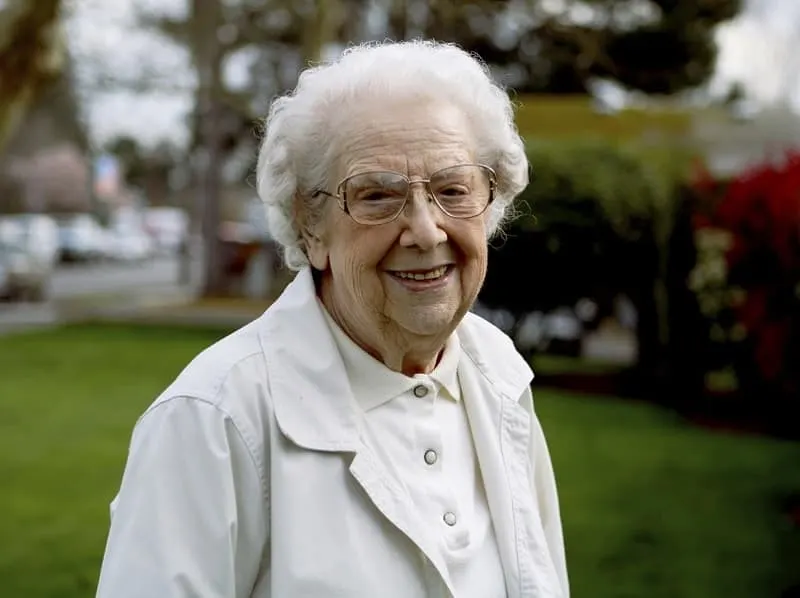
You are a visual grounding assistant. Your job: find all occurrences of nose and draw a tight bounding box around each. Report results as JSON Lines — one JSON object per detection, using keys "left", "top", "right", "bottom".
{"left": 398, "top": 185, "right": 447, "bottom": 251}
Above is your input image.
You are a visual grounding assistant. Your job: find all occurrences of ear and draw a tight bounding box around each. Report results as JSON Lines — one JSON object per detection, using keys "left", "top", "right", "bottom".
{"left": 295, "top": 192, "right": 330, "bottom": 271}
{"left": 304, "top": 226, "right": 330, "bottom": 271}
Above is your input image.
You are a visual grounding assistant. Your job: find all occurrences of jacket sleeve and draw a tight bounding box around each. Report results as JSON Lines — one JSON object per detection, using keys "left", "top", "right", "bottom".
{"left": 96, "top": 396, "right": 269, "bottom": 598}
{"left": 525, "top": 388, "right": 570, "bottom": 597}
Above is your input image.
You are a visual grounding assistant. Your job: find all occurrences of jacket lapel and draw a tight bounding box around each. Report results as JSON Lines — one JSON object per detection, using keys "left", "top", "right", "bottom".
{"left": 259, "top": 268, "right": 457, "bottom": 596}
{"left": 457, "top": 354, "right": 529, "bottom": 598}
{"left": 458, "top": 318, "right": 563, "bottom": 598}
{"left": 347, "top": 449, "right": 456, "bottom": 595}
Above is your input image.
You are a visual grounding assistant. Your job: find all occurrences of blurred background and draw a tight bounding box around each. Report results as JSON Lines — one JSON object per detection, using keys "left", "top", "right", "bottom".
{"left": 1, "top": 0, "right": 799, "bottom": 596}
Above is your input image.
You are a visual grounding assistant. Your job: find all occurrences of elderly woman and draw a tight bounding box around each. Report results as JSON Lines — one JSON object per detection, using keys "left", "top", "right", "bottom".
{"left": 96, "top": 40, "right": 568, "bottom": 598}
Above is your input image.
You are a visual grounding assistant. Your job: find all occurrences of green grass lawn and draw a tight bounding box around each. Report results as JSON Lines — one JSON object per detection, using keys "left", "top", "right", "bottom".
{"left": 532, "top": 353, "right": 627, "bottom": 376}
{"left": 1, "top": 323, "right": 798, "bottom": 598}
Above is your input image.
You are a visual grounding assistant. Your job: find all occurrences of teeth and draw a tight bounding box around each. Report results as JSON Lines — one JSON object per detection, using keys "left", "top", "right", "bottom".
{"left": 394, "top": 266, "right": 448, "bottom": 281}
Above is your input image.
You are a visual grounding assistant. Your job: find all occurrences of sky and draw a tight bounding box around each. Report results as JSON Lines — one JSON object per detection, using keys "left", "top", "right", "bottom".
{"left": 713, "top": 0, "right": 800, "bottom": 106}
{"left": 64, "top": 0, "right": 800, "bottom": 149}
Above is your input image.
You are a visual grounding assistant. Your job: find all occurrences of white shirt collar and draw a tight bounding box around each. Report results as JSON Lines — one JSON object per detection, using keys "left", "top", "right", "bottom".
{"left": 318, "top": 300, "right": 461, "bottom": 411}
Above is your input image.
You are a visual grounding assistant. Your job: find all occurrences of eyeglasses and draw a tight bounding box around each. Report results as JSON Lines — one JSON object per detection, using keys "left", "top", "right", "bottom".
{"left": 311, "top": 163, "right": 497, "bottom": 225}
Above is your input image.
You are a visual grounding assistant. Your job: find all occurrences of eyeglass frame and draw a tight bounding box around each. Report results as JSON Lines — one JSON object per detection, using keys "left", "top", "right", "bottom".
{"left": 310, "top": 163, "right": 498, "bottom": 225}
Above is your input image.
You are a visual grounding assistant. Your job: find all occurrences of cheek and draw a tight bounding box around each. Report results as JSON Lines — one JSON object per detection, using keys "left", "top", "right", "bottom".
{"left": 334, "top": 232, "right": 384, "bottom": 271}
{"left": 329, "top": 230, "right": 392, "bottom": 299}
{"left": 468, "top": 246, "right": 488, "bottom": 289}
{"left": 456, "top": 224, "right": 489, "bottom": 289}
{"left": 455, "top": 220, "right": 488, "bottom": 262}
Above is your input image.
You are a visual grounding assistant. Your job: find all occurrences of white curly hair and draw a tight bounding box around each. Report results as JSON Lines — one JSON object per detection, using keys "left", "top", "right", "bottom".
{"left": 255, "top": 39, "right": 529, "bottom": 271}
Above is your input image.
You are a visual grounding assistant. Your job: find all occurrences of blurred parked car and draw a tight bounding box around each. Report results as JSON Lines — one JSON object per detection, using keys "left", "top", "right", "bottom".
{"left": 57, "top": 214, "right": 107, "bottom": 262}
{"left": 101, "top": 206, "right": 156, "bottom": 263}
{"left": 104, "top": 226, "right": 156, "bottom": 263}
{"left": 0, "top": 217, "right": 25, "bottom": 247}
{"left": 0, "top": 240, "right": 52, "bottom": 302}
{"left": 19, "top": 214, "right": 59, "bottom": 267}
{"left": 728, "top": 98, "right": 760, "bottom": 123}
{"left": 143, "top": 207, "right": 188, "bottom": 255}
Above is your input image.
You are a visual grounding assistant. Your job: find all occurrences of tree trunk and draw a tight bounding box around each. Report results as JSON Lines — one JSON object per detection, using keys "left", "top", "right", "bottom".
{"left": 302, "top": 0, "right": 342, "bottom": 65}
{"left": 425, "top": 0, "right": 458, "bottom": 42}
{"left": 388, "top": 0, "right": 409, "bottom": 40}
{"left": 0, "top": 0, "right": 62, "bottom": 153}
{"left": 191, "top": 0, "right": 226, "bottom": 297}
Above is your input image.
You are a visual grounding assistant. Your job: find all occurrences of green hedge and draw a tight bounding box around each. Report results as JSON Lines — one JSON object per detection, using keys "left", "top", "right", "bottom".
{"left": 517, "top": 138, "right": 692, "bottom": 240}
{"left": 513, "top": 95, "right": 693, "bottom": 141}
{"left": 480, "top": 139, "right": 703, "bottom": 384}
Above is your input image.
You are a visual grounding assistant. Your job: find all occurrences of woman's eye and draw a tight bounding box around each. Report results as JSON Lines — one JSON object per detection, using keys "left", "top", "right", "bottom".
{"left": 438, "top": 185, "right": 470, "bottom": 197}
{"left": 361, "top": 191, "right": 389, "bottom": 202}
{"left": 358, "top": 188, "right": 400, "bottom": 202}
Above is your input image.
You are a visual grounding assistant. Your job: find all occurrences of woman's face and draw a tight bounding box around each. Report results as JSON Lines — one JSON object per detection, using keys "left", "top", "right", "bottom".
{"left": 306, "top": 99, "right": 490, "bottom": 371}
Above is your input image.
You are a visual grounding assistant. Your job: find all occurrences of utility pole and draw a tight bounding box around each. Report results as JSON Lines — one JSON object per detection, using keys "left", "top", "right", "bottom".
{"left": 389, "top": 0, "right": 409, "bottom": 40}
{"left": 302, "top": 0, "right": 343, "bottom": 64}
{"left": 191, "top": 0, "right": 225, "bottom": 296}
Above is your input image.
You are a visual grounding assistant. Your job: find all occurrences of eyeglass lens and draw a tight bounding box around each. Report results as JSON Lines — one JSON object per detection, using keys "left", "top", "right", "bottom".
{"left": 343, "top": 164, "right": 492, "bottom": 223}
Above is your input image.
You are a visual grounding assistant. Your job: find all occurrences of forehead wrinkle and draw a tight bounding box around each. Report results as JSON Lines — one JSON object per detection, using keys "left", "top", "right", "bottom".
{"left": 331, "top": 101, "right": 477, "bottom": 181}
{"left": 348, "top": 150, "right": 474, "bottom": 179}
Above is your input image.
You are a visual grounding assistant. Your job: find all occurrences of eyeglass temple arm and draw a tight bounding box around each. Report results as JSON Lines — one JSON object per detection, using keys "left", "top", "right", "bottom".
{"left": 311, "top": 189, "right": 337, "bottom": 199}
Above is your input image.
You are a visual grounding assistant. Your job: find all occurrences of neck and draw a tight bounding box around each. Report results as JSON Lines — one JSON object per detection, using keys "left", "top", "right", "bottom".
{"left": 319, "top": 278, "right": 448, "bottom": 376}
{"left": 395, "top": 346, "right": 444, "bottom": 376}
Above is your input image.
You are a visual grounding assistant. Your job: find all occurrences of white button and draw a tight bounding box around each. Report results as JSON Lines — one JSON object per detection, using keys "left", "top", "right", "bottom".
{"left": 424, "top": 449, "right": 438, "bottom": 465}
{"left": 413, "top": 385, "right": 428, "bottom": 398}
{"left": 443, "top": 512, "right": 457, "bottom": 526}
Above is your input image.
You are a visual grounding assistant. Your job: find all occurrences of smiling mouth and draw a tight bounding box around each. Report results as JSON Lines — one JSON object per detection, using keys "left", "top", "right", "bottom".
{"left": 388, "top": 265, "right": 451, "bottom": 281}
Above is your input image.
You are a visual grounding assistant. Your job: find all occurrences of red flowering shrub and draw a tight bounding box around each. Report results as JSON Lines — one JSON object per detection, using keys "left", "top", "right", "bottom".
{"left": 690, "top": 153, "right": 800, "bottom": 405}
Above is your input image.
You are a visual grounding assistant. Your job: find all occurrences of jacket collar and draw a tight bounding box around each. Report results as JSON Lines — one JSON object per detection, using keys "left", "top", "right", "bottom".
{"left": 258, "top": 267, "right": 533, "bottom": 451}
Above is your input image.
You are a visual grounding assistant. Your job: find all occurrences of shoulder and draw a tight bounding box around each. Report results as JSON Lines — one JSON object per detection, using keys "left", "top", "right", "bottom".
{"left": 134, "top": 318, "right": 274, "bottom": 475}
{"left": 459, "top": 310, "right": 518, "bottom": 351}
{"left": 458, "top": 312, "right": 522, "bottom": 360}
{"left": 458, "top": 310, "right": 533, "bottom": 391}
{"left": 153, "top": 319, "right": 267, "bottom": 409}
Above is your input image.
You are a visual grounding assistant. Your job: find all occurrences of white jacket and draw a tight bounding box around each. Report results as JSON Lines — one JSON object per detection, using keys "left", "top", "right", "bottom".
{"left": 96, "top": 268, "right": 569, "bottom": 598}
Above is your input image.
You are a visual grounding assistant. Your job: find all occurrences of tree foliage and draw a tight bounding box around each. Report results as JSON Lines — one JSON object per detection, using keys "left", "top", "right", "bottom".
{"left": 127, "top": 0, "right": 742, "bottom": 297}
{"left": 139, "top": 0, "right": 743, "bottom": 154}
{"left": 442, "top": 0, "right": 743, "bottom": 94}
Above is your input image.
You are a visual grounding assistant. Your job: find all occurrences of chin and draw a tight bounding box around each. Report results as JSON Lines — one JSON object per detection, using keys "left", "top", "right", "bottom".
{"left": 395, "top": 305, "right": 460, "bottom": 336}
